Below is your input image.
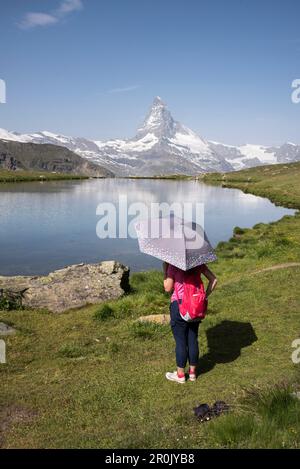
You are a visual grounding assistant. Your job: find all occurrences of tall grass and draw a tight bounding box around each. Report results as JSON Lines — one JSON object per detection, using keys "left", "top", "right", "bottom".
{"left": 208, "top": 384, "right": 300, "bottom": 448}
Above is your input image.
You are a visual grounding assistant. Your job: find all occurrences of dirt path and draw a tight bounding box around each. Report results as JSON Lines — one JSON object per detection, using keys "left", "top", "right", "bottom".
{"left": 218, "top": 262, "right": 300, "bottom": 290}
{"left": 252, "top": 262, "right": 300, "bottom": 275}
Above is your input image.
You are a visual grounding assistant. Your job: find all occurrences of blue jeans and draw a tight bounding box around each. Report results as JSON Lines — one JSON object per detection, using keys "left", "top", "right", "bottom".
{"left": 170, "top": 300, "right": 200, "bottom": 368}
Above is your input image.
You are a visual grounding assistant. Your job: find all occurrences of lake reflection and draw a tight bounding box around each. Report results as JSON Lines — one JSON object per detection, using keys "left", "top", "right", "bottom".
{"left": 0, "top": 178, "right": 295, "bottom": 275}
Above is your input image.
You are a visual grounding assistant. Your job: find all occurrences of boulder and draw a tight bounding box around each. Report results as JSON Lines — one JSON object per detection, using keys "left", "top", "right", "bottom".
{"left": 0, "top": 322, "right": 16, "bottom": 336}
{"left": 0, "top": 261, "right": 130, "bottom": 313}
{"left": 138, "top": 314, "right": 169, "bottom": 325}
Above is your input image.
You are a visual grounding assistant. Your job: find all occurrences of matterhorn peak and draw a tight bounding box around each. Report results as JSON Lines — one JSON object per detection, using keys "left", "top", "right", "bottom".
{"left": 152, "top": 95, "right": 164, "bottom": 105}
{"left": 136, "top": 96, "right": 176, "bottom": 139}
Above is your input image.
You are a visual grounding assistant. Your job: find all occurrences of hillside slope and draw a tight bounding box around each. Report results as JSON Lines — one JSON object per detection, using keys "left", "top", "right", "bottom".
{"left": 203, "top": 161, "right": 300, "bottom": 209}
{"left": 0, "top": 140, "right": 114, "bottom": 177}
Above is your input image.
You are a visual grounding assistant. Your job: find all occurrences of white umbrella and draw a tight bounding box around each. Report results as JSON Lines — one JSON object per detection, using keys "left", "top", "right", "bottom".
{"left": 135, "top": 215, "right": 217, "bottom": 271}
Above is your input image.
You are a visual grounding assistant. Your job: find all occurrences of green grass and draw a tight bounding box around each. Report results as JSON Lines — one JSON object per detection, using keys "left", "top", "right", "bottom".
{"left": 130, "top": 321, "right": 170, "bottom": 340}
{"left": 94, "top": 304, "right": 115, "bottom": 321}
{"left": 1, "top": 161, "right": 300, "bottom": 448}
{"left": 0, "top": 169, "right": 89, "bottom": 183}
{"left": 207, "top": 384, "right": 300, "bottom": 448}
{"left": 202, "top": 161, "right": 300, "bottom": 209}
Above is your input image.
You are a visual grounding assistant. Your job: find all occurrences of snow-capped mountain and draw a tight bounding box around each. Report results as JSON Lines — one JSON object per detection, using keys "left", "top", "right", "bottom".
{"left": 1, "top": 96, "right": 300, "bottom": 175}
{"left": 208, "top": 141, "right": 300, "bottom": 170}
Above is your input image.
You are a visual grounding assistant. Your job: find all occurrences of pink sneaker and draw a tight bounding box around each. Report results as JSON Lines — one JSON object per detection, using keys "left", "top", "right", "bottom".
{"left": 189, "top": 368, "right": 197, "bottom": 382}
{"left": 165, "top": 371, "right": 185, "bottom": 384}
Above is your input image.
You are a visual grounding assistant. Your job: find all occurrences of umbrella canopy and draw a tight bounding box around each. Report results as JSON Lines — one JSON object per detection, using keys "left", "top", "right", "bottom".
{"left": 135, "top": 215, "right": 217, "bottom": 271}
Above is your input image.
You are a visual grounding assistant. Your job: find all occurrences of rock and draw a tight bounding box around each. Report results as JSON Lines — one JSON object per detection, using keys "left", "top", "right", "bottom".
{"left": 0, "top": 261, "right": 130, "bottom": 313}
{"left": 138, "top": 314, "right": 169, "bottom": 325}
{"left": 0, "top": 322, "right": 16, "bottom": 336}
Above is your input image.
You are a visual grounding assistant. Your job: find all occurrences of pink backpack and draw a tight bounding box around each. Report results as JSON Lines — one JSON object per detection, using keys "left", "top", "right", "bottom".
{"left": 175, "top": 267, "right": 207, "bottom": 322}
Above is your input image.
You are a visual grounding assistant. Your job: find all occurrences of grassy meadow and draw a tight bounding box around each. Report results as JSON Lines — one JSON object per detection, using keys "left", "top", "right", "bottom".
{"left": 0, "top": 169, "right": 89, "bottom": 183}
{"left": 1, "top": 161, "right": 300, "bottom": 448}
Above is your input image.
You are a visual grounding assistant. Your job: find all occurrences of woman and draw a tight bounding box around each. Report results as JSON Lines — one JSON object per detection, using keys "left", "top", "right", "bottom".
{"left": 163, "top": 261, "right": 217, "bottom": 383}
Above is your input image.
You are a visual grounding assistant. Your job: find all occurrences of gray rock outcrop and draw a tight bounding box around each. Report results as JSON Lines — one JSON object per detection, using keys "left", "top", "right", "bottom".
{"left": 0, "top": 261, "right": 129, "bottom": 313}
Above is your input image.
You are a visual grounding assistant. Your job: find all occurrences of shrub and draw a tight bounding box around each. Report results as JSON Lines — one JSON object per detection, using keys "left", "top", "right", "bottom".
{"left": 217, "top": 241, "right": 235, "bottom": 252}
{"left": 221, "top": 247, "right": 245, "bottom": 259}
{"left": 209, "top": 413, "right": 256, "bottom": 448}
{"left": 249, "top": 385, "right": 300, "bottom": 427}
{"left": 233, "top": 226, "right": 246, "bottom": 235}
{"left": 208, "top": 384, "right": 300, "bottom": 448}
{"left": 113, "top": 297, "right": 133, "bottom": 319}
{"left": 253, "top": 222, "right": 266, "bottom": 230}
{"left": 0, "top": 291, "right": 23, "bottom": 310}
{"left": 273, "top": 236, "right": 292, "bottom": 247}
{"left": 94, "top": 304, "right": 114, "bottom": 321}
{"left": 256, "top": 247, "right": 270, "bottom": 258}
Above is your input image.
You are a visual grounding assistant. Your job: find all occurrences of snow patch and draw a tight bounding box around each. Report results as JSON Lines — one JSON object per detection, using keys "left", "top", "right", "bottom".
{"left": 238, "top": 144, "right": 277, "bottom": 164}
{"left": 170, "top": 130, "right": 211, "bottom": 155}
{"left": 0, "top": 128, "right": 25, "bottom": 142}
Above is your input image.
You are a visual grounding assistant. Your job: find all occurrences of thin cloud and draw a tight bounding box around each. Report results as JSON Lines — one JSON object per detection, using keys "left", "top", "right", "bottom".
{"left": 19, "top": 12, "right": 59, "bottom": 29}
{"left": 19, "top": 0, "right": 83, "bottom": 30}
{"left": 56, "top": 0, "right": 83, "bottom": 15}
{"left": 108, "top": 85, "right": 141, "bottom": 94}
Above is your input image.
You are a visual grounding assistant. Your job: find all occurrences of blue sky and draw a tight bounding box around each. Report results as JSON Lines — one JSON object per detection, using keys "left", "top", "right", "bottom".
{"left": 0, "top": 0, "right": 300, "bottom": 145}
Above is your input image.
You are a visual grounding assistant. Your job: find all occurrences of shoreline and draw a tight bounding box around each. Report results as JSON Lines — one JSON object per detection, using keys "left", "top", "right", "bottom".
{"left": 0, "top": 172, "right": 195, "bottom": 183}
{"left": 202, "top": 161, "right": 300, "bottom": 210}
{"left": 0, "top": 170, "right": 92, "bottom": 183}
{"left": 1, "top": 160, "right": 299, "bottom": 190}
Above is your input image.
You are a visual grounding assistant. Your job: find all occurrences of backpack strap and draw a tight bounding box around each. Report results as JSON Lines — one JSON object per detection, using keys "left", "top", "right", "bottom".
{"left": 193, "top": 265, "right": 203, "bottom": 284}
{"left": 174, "top": 280, "right": 180, "bottom": 304}
{"left": 173, "top": 274, "right": 184, "bottom": 306}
